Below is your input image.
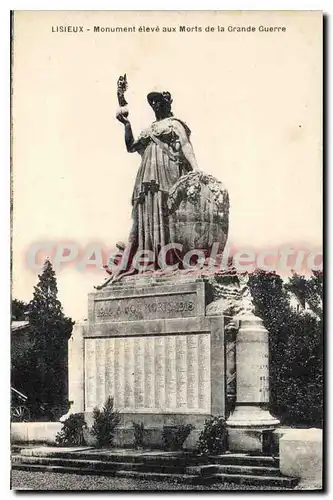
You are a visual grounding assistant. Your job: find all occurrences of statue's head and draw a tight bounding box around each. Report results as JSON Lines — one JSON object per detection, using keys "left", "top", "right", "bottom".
{"left": 147, "top": 91, "right": 173, "bottom": 119}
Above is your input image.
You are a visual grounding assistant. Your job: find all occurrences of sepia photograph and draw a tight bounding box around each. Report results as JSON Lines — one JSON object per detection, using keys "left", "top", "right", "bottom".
{"left": 10, "top": 10, "right": 323, "bottom": 491}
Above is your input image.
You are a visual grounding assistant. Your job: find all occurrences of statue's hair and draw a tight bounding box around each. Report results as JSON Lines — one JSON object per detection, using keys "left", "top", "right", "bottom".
{"left": 147, "top": 90, "right": 173, "bottom": 107}
{"left": 161, "top": 91, "right": 173, "bottom": 105}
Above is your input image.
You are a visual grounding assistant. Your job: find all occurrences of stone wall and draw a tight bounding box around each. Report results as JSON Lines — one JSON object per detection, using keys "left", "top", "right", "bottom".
{"left": 11, "top": 422, "right": 62, "bottom": 444}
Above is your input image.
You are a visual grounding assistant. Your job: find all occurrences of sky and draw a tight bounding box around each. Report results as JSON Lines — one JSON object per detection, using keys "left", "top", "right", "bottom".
{"left": 11, "top": 10, "right": 322, "bottom": 320}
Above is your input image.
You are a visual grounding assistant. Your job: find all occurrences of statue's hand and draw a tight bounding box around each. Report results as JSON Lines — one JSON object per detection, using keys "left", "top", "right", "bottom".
{"left": 116, "top": 109, "right": 129, "bottom": 125}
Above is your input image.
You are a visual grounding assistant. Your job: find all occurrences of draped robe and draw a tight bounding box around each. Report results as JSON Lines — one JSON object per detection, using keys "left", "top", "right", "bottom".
{"left": 128, "top": 117, "right": 192, "bottom": 264}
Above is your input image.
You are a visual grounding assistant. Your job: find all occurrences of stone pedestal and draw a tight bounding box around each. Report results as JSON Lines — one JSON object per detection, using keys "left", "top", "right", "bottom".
{"left": 71, "top": 277, "right": 226, "bottom": 448}
{"left": 227, "top": 312, "right": 279, "bottom": 453}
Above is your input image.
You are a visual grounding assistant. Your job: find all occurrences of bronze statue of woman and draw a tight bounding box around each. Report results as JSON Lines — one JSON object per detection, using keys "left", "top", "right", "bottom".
{"left": 114, "top": 81, "right": 200, "bottom": 278}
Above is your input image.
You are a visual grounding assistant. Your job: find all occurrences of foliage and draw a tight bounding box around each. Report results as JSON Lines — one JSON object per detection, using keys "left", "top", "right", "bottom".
{"left": 285, "top": 270, "right": 323, "bottom": 319}
{"left": 11, "top": 260, "right": 74, "bottom": 416}
{"left": 27, "top": 259, "right": 74, "bottom": 409}
{"left": 11, "top": 299, "right": 28, "bottom": 320}
{"left": 196, "top": 416, "right": 228, "bottom": 455}
{"left": 55, "top": 413, "right": 87, "bottom": 446}
{"left": 248, "top": 269, "right": 323, "bottom": 427}
{"left": 29, "top": 259, "right": 74, "bottom": 346}
{"left": 132, "top": 422, "right": 145, "bottom": 449}
{"left": 168, "top": 171, "right": 229, "bottom": 217}
{"left": 11, "top": 345, "right": 34, "bottom": 388}
{"left": 162, "top": 424, "right": 194, "bottom": 451}
{"left": 91, "top": 396, "right": 121, "bottom": 448}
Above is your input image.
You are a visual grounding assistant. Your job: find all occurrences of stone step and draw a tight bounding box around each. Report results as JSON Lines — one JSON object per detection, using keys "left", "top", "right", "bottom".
{"left": 215, "top": 473, "right": 298, "bottom": 488}
{"left": 20, "top": 449, "right": 138, "bottom": 463}
{"left": 11, "top": 444, "right": 25, "bottom": 452}
{"left": 211, "top": 455, "right": 280, "bottom": 468}
{"left": 186, "top": 465, "right": 220, "bottom": 477}
{"left": 19, "top": 448, "right": 204, "bottom": 466}
{"left": 114, "top": 469, "right": 214, "bottom": 485}
{"left": 134, "top": 456, "right": 207, "bottom": 467}
{"left": 12, "top": 456, "right": 298, "bottom": 488}
{"left": 12, "top": 455, "right": 143, "bottom": 471}
{"left": 11, "top": 444, "right": 37, "bottom": 455}
{"left": 12, "top": 463, "right": 209, "bottom": 485}
{"left": 216, "top": 464, "right": 281, "bottom": 477}
{"left": 12, "top": 463, "right": 118, "bottom": 477}
{"left": 13, "top": 455, "right": 280, "bottom": 476}
{"left": 13, "top": 455, "right": 280, "bottom": 478}
{"left": 13, "top": 455, "right": 195, "bottom": 474}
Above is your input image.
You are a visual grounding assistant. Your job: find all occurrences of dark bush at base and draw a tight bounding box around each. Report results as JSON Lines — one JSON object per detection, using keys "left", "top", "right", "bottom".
{"left": 91, "top": 396, "right": 121, "bottom": 448}
{"left": 196, "top": 416, "right": 228, "bottom": 455}
{"left": 55, "top": 413, "right": 87, "bottom": 446}
{"left": 132, "top": 422, "right": 145, "bottom": 449}
{"left": 162, "top": 424, "right": 194, "bottom": 451}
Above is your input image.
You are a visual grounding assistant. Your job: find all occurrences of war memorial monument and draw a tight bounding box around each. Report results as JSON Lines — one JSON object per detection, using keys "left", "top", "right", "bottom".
{"left": 67, "top": 76, "right": 280, "bottom": 453}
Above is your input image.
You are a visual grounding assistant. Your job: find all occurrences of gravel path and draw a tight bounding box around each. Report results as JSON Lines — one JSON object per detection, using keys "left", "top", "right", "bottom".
{"left": 11, "top": 470, "right": 290, "bottom": 491}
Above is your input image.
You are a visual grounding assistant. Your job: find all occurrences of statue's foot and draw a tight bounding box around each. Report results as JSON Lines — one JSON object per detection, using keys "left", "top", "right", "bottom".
{"left": 94, "top": 276, "right": 113, "bottom": 290}
{"left": 111, "top": 267, "right": 137, "bottom": 283}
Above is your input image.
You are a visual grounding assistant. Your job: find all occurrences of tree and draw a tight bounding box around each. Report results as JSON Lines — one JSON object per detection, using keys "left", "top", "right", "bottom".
{"left": 307, "top": 270, "right": 323, "bottom": 318}
{"left": 28, "top": 259, "right": 74, "bottom": 413}
{"left": 248, "top": 269, "right": 323, "bottom": 427}
{"left": 11, "top": 299, "right": 28, "bottom": 321}
{"left": 11, "top": 298, "right": 32, "bottom": 394}
{"left": 285, "top": 270, "right": 323, "bottom": 319}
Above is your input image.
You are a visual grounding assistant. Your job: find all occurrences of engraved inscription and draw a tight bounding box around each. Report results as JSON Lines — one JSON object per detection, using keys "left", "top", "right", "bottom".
{"left": 93, "top": 294, "right": 196, "bottom": 322}
{"left": 186, "top": 335, "right": 199, "bottom": 409}
{"left": 165, "top": 336, "right": 177, "bottom": 409}
{"left": 176, "top": 336, "right": 187, "bottom": 408}
{"left": 134, "top": 338, "right": 145, "bottom": 408}
{"left": 144, "top": 337, "right": 155, "bottom": 408}
{"left": 85, "top": 333, "right": 211, "bottom": 413}
{"left": 154, "top": 337, "right": 165, "bottom": 408}
{"left": 145, "top": 300, "right": 195, "bottom": 315}
{"left": 238, "top": 344, "right": 269, "bottom": 403}
{"left": 104, "top": 338, "right": 114, "bottom": 404}
{"left": 95, "top": 339, "right": 106, "bottom": 406}
{"left": 124, "top": 338, "right": 135, "bottom": 408}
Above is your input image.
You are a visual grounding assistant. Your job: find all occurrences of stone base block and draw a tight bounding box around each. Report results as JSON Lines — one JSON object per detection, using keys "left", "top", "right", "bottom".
{"left": 83, "top": 412, "right": 205, "bottom": 450}
{"left": 227, "top": 427, "right": 274, "bottom": 454}
{"left": 83, "top": 426, "right": 201, "bottom": 450}
{"left": 183, "top": 429, "right": 202, "bottom": 450}
{"left": 271, "top": 427, "right": 293, "bottom": 454}
{"left": 226, "top": 405, "right": 280, "bottom": 454}
{"left": 279, "top": 428, "right": 322, "bottom": 486}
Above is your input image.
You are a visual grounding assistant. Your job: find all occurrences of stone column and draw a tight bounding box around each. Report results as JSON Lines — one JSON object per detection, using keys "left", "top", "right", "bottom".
{"left": 227, "top": 279, "right": 279, "bottom": 453}
{"left": 67, "top": 321, "right": 85, "bottom": 414}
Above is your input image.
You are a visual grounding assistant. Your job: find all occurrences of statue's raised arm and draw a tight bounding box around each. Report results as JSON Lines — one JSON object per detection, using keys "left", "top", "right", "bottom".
{"left": 116, "top": 74, "right": 143, "bottom": 153}
{"left": 108, "top": 85, "right": 229, "bottom": 285}
{"left": 117, "top": 74, "right": 128, "bottom": 107}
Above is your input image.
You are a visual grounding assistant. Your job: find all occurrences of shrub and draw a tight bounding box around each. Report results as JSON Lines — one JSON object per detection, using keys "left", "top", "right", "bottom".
{"left": 132, "top": 422, "right": 145, "bottom": 449}
{"left": 162, "top": 424, "right": 194, "bottom": 451}
{"left": 91, "top": 396, "right": 121, "bottom": 448}
{"left": 196, "top": 416, "right": 228, "bottom": 455}
{"left": 55, "top": 413, "right": 87, "bottom": 446}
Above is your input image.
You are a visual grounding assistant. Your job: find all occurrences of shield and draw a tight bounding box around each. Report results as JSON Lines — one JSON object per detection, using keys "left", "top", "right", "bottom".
{"left": 167, "top": 171, "right": 229, "bottom": 255}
